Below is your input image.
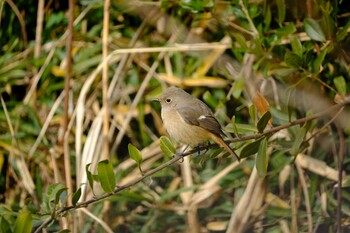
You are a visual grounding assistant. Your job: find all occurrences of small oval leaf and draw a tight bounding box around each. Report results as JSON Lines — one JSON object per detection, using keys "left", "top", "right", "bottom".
{"left": 290, "top": 127, "right": 307, "bottom": 156}
{"left": 86, "top": 163, "right": 94, "bottom": 192}
{"left": 160, "top": 136, "right": 176, "bottom": 157}
{"left": 240, "top": 138, "right": 263, "bottom": 158}
{"left": 285, "top": 52, "right": 303, "bottom": 68}
{"left": 276, "top": 0, "right": 286, "bottom": 26}
{"left": 304, "top": 18, "right": 325, "bottom": 42}
{"left": 248, "top": 105, "right": 256, "bottom": 123}
{"left": 97, "top": 160, "right": 116, "bottom": 194}
{"left": 128, "top": 144, "right": 142, "bottom": 163}
{"left": 257, "top": 111, "right": 272, "bottom": 133}
{"left": 334, "top": 76, "right": 346, "bottom": 96}
{"left": 54, "top": 188, "right": 68, "bottom": 206}
{"left": 290, "top": 35, "right": 302, "bottom": 56}
{"left": 231, "top": 116, "right": 239, "bottom": 137}
{"left": 72, "top": 187, "right": 82, "bottom": 206}
{"left": 256, "top": 138, "right": 268, "bottom": 177}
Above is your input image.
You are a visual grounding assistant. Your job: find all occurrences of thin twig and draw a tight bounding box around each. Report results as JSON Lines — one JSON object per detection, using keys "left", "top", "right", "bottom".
{"left": 229, "top": 98, "right": 350, "bottom": 143}
{"left": 34, "top": 153, "right": 185, "bottom": 233}
{"left": 79, "top": 208, "right": 114, "bottom": 233}
{"left": 64, "top": 0, "right": 74, "bottom": 207}
{"left": 239, "top": 0, "right": 259, "bottom": 37}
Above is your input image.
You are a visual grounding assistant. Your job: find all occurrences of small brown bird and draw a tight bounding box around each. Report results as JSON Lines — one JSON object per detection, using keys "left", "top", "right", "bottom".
{"left": 156, "top": 87, "right": 240, "bottom": 161}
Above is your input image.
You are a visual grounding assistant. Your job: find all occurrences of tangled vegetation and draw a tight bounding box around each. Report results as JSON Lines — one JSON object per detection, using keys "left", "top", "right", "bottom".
{"left": 0, "top": 0, "right": 350, "bottom": 232}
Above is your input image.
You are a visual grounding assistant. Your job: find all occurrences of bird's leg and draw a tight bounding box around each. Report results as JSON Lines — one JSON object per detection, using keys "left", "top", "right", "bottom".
{"left": 204, "top": 142, "right": 211, "bottom": 153}
{"left": 195, "top": 144, "right": 202, "bottom": 156}
{"left": 193, "top": 143, "right": 211, "bottom": 157}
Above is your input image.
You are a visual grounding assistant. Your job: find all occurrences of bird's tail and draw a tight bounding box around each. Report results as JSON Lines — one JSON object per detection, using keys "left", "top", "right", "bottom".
{"left": 213, "top": 135, "right": 240, "bottom": 161}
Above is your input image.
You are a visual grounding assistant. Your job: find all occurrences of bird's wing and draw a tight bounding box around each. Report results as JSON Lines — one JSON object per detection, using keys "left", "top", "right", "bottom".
{"left": 177, "top": 106, "right": 223, "bottom": 136}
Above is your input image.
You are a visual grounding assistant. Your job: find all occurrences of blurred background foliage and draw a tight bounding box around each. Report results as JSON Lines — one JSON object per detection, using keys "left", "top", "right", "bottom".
{"left": 0, "top": 0, "right": 350, "bottom": 232}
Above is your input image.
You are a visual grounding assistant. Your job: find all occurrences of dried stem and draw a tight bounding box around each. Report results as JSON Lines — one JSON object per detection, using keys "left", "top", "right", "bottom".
{"left": 34, "top": 0, "right": 44, "bottom": 58}
{"left": 64, "top": 0, "right": 74, "bottom": 206}
{"left": 102, "top": 0, "right": 110, "bottom": 160}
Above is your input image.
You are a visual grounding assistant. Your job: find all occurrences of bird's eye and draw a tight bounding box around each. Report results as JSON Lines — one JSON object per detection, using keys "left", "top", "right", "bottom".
{"left": 166, "top": 98, "right": 172, "bottom": 103}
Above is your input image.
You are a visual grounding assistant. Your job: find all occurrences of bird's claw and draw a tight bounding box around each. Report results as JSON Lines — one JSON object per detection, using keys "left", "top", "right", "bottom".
{"left": 174, "top": 153, "right": 185, "bottom": 163}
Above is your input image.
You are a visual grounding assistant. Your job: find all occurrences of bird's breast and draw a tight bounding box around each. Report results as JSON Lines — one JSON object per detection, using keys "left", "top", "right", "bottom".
{"left": 161, "top": 108, "right": 211, "bottom": 146}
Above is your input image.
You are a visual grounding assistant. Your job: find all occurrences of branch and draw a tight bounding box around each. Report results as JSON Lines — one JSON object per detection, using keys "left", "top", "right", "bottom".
{"left": 34, "top": 98, "right": 350, "bottom": 232}
{"left": 229, "top": 97, "right": 350, "bottom": 143}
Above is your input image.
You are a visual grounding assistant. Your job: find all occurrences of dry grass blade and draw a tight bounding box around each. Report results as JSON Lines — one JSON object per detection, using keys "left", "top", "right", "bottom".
{"left": 79, "top": 208, "right": 114, "bottom": 233}
{"left": 28, "top": 91, "right": 65, "bottom": 158}
{"left": 295, "top": 161, "right": 313, "bottom": 232}
{"left": 101, "top": 0, "right": 110, "bottom": 160}
{"left": 226, "top": 168, "right": 266, "bottom": 233}
{"left": 190, "top": 160, "right": 240, "bottom": 206}
{"left": 295, "top": 153, "right": 342, "bottom": 181}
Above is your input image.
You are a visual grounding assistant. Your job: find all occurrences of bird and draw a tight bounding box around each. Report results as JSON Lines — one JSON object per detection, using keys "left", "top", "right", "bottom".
{"left": 155, "top": 86, "right": 240, "bottom": 161}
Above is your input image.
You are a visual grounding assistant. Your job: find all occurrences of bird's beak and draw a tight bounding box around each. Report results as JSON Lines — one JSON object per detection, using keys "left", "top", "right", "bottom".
{"left": 153, "top": 98, "right": 160, "bottom": 102}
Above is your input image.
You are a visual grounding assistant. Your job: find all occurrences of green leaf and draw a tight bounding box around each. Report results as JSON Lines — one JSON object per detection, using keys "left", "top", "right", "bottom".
{"left": 290, "top": 127, "right": 307, "bottom": 156}
{"left": 263, "top": 5, "right": 271, "bottom": 30}
{"left": 86, "top": 163, "right": 94, "bottom": 192}
{"left": 54, "top": 187, "right": 68, "bottom": 207}
{"left": 233, "top": 33, "right": 248, "bottom": 50}
{"left": 179, "top": 0, "right": 214, "bottom": 13}
{"left": 248, "top": 105, "right": 256, "bottom": 123}
{"left": 312, "top": 47, "right": 328, "bottom": 73}
{"left": 13, "top": 210, "right": 32, "bottom": 233}
{"left": 128, "top": 143, "right": 142, "bottom": 164}
{"left": 240, "top": 138, "right": 263, "bottom": 158}
{"left": 203, "top": 91, "right": 217, "bottom": 109}
{"left": 276, "top": 23, "right": 296, "bottom": 37}
{"left": 72, "top": 188, "right": 82, "bottom": 206}
{"left": 334, "top": 76, "right": 347, "bottom": 96}
{"left": 257, "top": 111, "right": 271, "bottom": 133}
{"left": 0, "top": 216, "right": 11, "bottom": 233}
{"left": 231, "top": 123, "right": 258, "bottom": 134}
{"left": 284, "top": 52, "right": 303, "bottom": 68}
{"left": 160, "top": 136, "right": 176, "bottom": 157}
{"left": 232, "top": 78, "right": 245, "bottom": 99}
{"left": 276, "top": 0, "right": 286, "bottom": 26}
{"left": 231, "top": 116, "right": 239, "bottom": 137}
{"left": 337, "top": 19, "right": 350, "bottom": 41}
{"left": 97, "top": 160, "right": 116, "bottom": 194}
{"left": 256, "top": 138, "right": 268, "bottom": 177}
{"left": 43, "top": 183, "right": 66, "bottom": 212}
{"left": 290, "top": 35, "right": 303, "bottom": 56}
{"left": 304, "top": 18, "right": 325, "bottom": 42}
